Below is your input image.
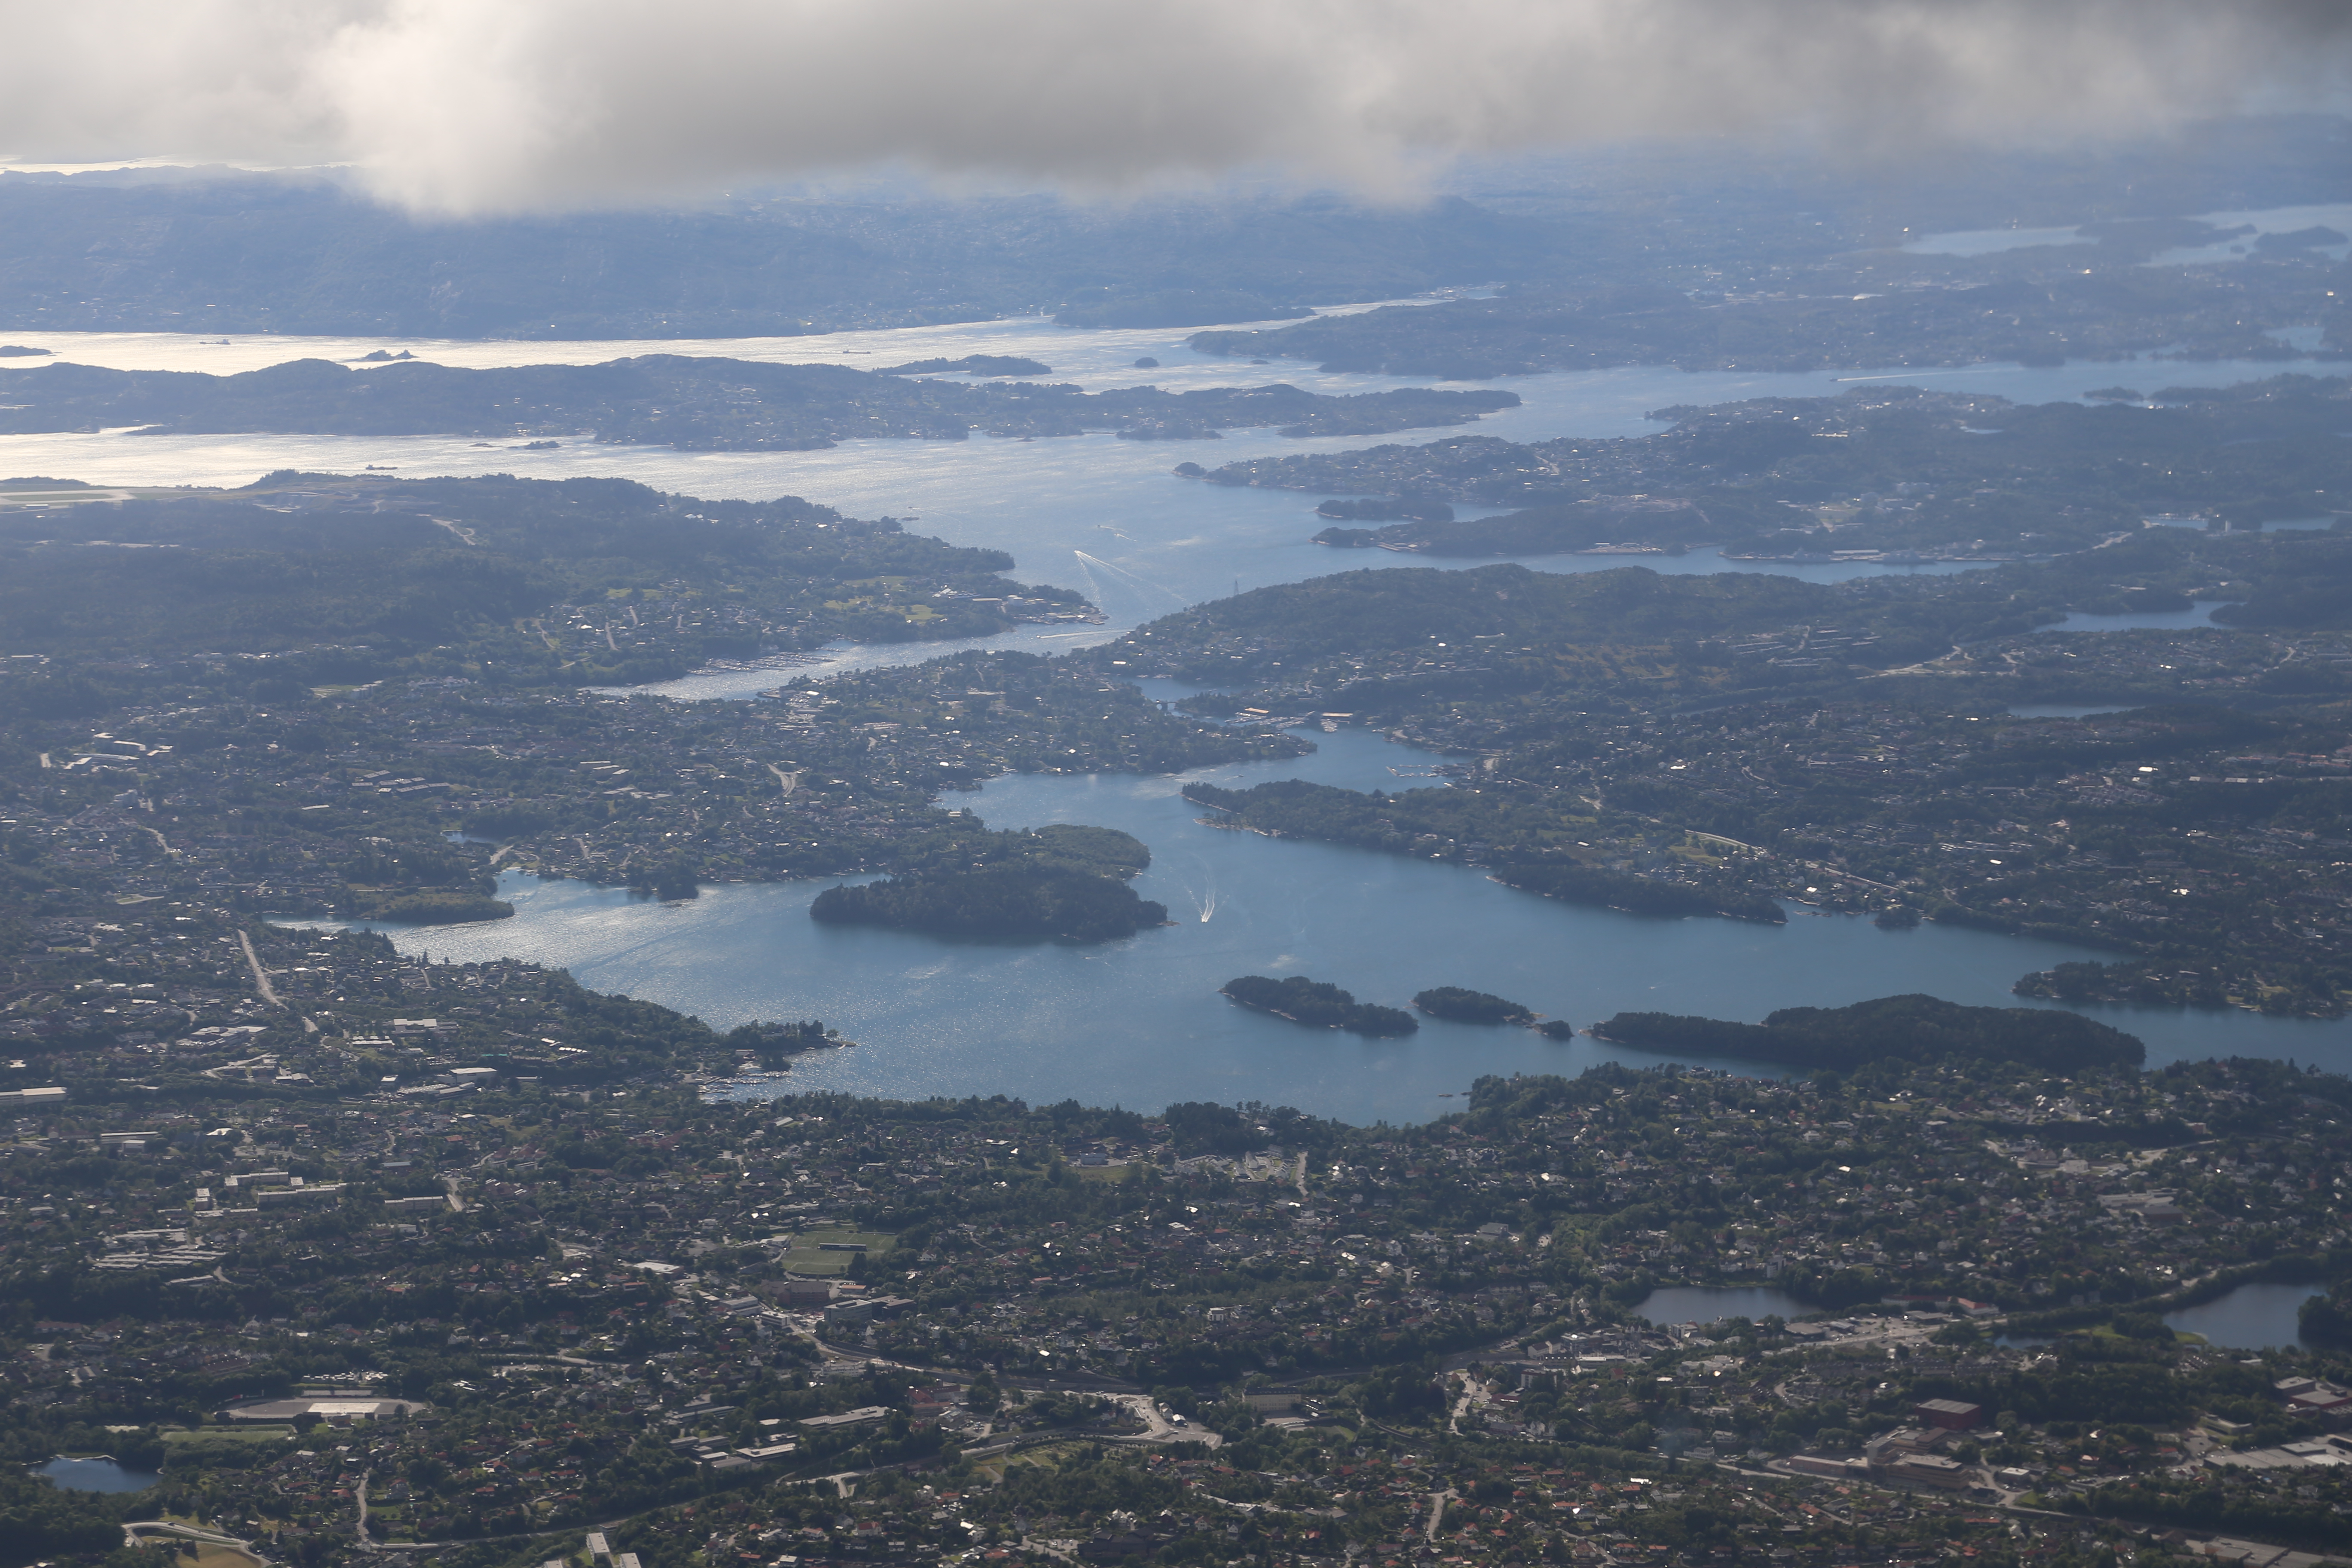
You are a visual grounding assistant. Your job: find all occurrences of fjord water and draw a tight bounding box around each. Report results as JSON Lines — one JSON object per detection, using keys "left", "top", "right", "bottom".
{"left": 0, "top": 320, "right": 2307, "bottom": 693}
{"left": 314, "top": 722, "right": 2351, "bottom": 1127}
{"left": 26, "top": 310, "right": 2343, "bottom": 1121}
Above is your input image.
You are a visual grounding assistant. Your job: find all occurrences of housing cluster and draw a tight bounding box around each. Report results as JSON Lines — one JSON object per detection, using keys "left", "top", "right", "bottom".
{"left": 11, "top": 988, "right": 2352, "bottom": 1568}
{"left": 0, "top": 648, "right": 1298, "bottom": 935}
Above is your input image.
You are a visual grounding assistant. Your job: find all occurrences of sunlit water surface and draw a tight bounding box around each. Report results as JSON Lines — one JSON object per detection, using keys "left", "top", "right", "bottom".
{"left": 288, "top": 727, "right": 2351, "bottom": 1125}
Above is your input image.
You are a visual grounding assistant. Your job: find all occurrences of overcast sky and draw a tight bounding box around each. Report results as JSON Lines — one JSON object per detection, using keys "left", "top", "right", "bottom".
{"left": 3, "top": 0, "right": 2348, "bottom": 214}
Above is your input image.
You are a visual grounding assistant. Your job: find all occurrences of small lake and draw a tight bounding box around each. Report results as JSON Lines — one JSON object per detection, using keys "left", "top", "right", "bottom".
{"left": 2163, "top": 1283, "right": 2325, "bottom": 1350}
{"left": 2050, "top": 600, "right": 2227, "bottom": 633}
{"left": 1635, "top": 1286, "right": 1815, "bottom": 1326}
{"left": 35, "top": 1455, "right": 160, "bottom": 1492}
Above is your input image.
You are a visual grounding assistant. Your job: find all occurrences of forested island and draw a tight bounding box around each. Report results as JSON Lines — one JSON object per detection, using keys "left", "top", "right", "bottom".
{"left": 0, "top": 355, "right": 1516, "bottom": 449}
{"left": 1220, "top": 975, "right": 1418, "bottom": 1036}
{"left": 1412, "top": 986, "right": 1536, "bottom": 1024}
{"left": 876, "top": 354, "right": 1052, "bottom": 376}
{"left": 809, "top": 824, "right": 1166, "bottom": 944}
{"left": 1590, "top": 994, "right": 2147, "bottom": 1072}
{"left": 810, "top": 864, "right": 1168, "bottom": 943}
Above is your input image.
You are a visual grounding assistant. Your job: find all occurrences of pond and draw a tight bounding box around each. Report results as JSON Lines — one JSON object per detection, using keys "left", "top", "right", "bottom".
{"left": 2163, "top": 1282, "right": 2325, "bottom": 1350}
{"left": 2049, "top": 600, "right": 2228, "bottom": 633}
{"left": 1633, "top": 1286, "right": 1815, "bottom": 1326}
{"left": 34, "top": 1455, "right": 161, "bottom": 1492}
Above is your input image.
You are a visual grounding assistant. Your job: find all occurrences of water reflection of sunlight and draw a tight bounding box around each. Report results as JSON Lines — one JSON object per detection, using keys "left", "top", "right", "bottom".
{"left": 1072, "top": 548, "right": 1191, "bottom": 608}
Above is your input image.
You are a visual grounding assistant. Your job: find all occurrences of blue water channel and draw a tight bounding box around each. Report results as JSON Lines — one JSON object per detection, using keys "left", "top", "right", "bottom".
{"left": 301, "top": 716, "right": 2351, "bottom": 1125}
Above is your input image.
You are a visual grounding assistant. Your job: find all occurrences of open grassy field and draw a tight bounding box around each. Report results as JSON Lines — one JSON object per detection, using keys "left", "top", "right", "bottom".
{"left": 127, "top": 1520, "right": 266, "bottom": 1568}
{"left": 777, "top": 1227, "right": 894, "bottom": 1277}
{"left": 164, "top": 1425, "right": 297, "bottom": 1452}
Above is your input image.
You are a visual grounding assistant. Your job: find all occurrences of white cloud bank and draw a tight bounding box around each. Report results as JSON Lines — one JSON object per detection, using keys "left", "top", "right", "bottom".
{"left": 1, "top": 0, "right": 2346, "bottom": 214}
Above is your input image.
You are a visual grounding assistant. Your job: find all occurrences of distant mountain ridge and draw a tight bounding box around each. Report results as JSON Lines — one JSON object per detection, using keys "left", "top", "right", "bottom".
{"left": 0, "top": 355, "right": 1516, "bottom": 448}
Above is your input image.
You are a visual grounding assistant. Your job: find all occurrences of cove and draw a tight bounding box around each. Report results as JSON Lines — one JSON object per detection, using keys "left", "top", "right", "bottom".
{"left": 2163, "top": 1283, "right": 2325, "bottom": 1350}
{"left": 295, "top": 728, "right": 2352, "bottom": 1127}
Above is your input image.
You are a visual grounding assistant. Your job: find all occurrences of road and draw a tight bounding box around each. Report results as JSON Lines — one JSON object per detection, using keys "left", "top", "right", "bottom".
{"left": 354, "top": 1467, "right": 375, "bottom": 1551}
{"left": 1445, "top": 1367, "right": 1495, "bottom": 1435}
{"left": 126, "top": 1520, "right": 268, "bottom": 1564}
{"left": 237, "top": 930, "right": 284, "bottom": 1008}
{"left": 1106, "top": 1393, "right": 1180, "bottom": 1440}
{"left": 1424, "top": 1488, "right": 1457, "bottom": 1544}
{"left": 1093, "top": 1393, "right": 1219, "bottom": 1447}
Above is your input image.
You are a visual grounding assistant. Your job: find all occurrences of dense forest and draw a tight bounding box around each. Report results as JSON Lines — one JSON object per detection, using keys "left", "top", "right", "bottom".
{"left": 1491, "top": 861, "right": 1788, "bottom": 924}
{"left": 1591, "top": 993, "right": 2147, "bottom": 1072}
{"left": 1115, "top": 526, "right": 2352, "bottom": 696}
{"left": 0, "top": 472, "right": 1077, "bottom": 686}
{"left": 1184, "top": 778, "right": 1786, "bottom": 924}
{"left": 874, "top": 355, "right": 1051, "bottom": 376}
{"left": 1189, "top": 245, "right": 2344, "bottom": 376}
{"left": 1193, "top": 376, "right": 2352, "bottom": 559}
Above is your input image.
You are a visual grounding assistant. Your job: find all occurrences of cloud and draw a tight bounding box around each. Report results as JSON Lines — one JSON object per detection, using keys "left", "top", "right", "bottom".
{"left": 1, "top": 0, "right": 2346, "bottom": 214}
